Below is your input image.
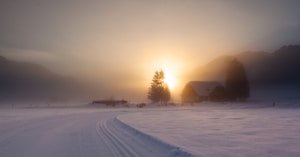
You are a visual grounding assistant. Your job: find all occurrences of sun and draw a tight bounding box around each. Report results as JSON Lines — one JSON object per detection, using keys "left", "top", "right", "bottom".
{"left": 164, "top": 72, "right": 176, "bottom": 89}
{"left": 147, "top": 53, "right": 182, "bottom": 91}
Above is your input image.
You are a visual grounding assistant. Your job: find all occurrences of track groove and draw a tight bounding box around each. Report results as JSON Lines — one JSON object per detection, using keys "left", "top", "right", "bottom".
{"left": 96, "top": 120, "right": 139, "bottom": 157}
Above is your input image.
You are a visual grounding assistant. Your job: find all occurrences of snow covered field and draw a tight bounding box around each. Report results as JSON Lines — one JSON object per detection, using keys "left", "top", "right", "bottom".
{"left": 0, "top": 103, "right": 300, "bottom": 157}
{"left": 119, "top": 103, "right": 300, "bottom": 157}
{"left": 0, "top": 107, "right": 192, "bottom": 157}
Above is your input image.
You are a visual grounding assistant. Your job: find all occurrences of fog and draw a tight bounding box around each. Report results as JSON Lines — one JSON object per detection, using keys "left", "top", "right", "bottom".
{"left": 1, "top": 0, "right": 300, "bottom": 102}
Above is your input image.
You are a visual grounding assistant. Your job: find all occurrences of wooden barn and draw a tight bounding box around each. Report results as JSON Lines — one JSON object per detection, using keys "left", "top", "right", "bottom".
{"left": 181, "top": 81, "right": 226, "bottom": 103}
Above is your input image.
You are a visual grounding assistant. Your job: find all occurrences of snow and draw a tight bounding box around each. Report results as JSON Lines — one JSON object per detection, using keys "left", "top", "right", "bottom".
{"left": 0, "top": 107, "right": 194, "bottom": 157}
{"left": 118, "top": 103, "right": 300, "bottom": 157}
{"left": 187, "top": 81, "right": 221, "bottom": 96}
{"left": 0, "top": 108, "right": 118, "bottom": 157}
{"left": 1, "top": 102, "right": 300, "bottom": 157}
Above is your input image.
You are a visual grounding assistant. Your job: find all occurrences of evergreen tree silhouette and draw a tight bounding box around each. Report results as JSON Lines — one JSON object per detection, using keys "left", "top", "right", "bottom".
{"left": 148, "top": 70, "right": 171, "bottom": 104}
{"left": 225, "top": 58, "right": 250, "bottom": 101}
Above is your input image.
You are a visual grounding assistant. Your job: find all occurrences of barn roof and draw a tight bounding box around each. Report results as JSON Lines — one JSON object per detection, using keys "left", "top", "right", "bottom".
{"left": 187, "top": 81, "right": 222, "bottom": 96}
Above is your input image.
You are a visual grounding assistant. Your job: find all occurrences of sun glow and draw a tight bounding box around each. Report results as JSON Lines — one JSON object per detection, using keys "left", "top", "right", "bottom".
{"left": 164, "top": 71, "right": 177, "bottom": 90}
{"left": 147, "top": 57, "right": 183, "bottom": 91}
{"left": 145, "top": 49, "right": 193, "bottom": 95}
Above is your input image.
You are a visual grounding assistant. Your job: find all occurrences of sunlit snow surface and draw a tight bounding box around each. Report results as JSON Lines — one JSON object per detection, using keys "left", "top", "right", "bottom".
{"left": 119, "top": 103, "right": 300, "bottom": 157}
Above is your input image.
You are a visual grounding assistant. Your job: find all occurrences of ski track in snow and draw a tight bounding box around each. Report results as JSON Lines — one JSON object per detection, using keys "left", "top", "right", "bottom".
{"left": 97, "top": 117, "right": 194, "bottom": 157}
{"left": 97, "top": 119, "right": 140, "bottom": 157}
{"left": 0, "top": 108, "right": 192, "bottom": 157}
{"left": 119, "top": 106, "right": 300, "bottom": 157}
{"left": 3, "top": 105, "right": 300, "bottom": 157}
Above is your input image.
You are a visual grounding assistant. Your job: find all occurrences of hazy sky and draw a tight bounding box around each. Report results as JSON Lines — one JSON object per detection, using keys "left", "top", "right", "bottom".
{"left": 1, "top": 0, "right": 300, "bottom": 102}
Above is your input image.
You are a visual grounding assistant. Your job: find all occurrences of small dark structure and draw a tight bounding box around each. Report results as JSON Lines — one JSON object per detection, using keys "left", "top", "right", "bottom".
{"left": 136, "top": 103, "right": 146, "bottom": 108}
{"left": 181, "top": 81, "right": 226, "bottom": 103}
{"left": 91, "top": 100, "right": 128, "bottom": 107}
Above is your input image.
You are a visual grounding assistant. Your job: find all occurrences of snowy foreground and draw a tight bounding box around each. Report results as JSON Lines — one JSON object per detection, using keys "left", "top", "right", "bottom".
{"left": 119, "top": 103, "right": 300, "bottom": 157}
{"left": 0, "top": 103, "right": 300, "bottom": 157}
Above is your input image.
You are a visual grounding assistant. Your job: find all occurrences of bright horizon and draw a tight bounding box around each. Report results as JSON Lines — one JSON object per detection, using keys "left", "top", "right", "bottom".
{"left": 1, "top": 0, "right": 300, "bottom": 102}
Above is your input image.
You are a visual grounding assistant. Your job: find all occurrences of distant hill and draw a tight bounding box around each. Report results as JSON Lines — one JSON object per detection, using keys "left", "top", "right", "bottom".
{"left": 253, "top": 45, "right": 300, "bottom": 85}
{"left": 193, "top": 45, "right": 300, "bottom": 86}
{"left": 0, "top": 56, "right": 82, "bottom": 102}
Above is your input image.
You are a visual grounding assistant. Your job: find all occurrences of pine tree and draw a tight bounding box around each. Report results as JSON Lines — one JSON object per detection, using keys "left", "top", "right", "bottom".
{"left": 162, "top": 85, "right": 171, "bottom": 103}
{"left": 148, "top": 70, "right": 171, "bottom": 104}
{"left": 225, "top": 58, "right": 250, "bottom": 101}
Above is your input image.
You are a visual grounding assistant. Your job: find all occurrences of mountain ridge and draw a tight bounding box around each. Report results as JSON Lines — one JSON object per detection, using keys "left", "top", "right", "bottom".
{"left": 0, "top": 56, "right": 83, "bottom": 102}
{"left": 193, "top": 45, "right": 300, "bottom": 86}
